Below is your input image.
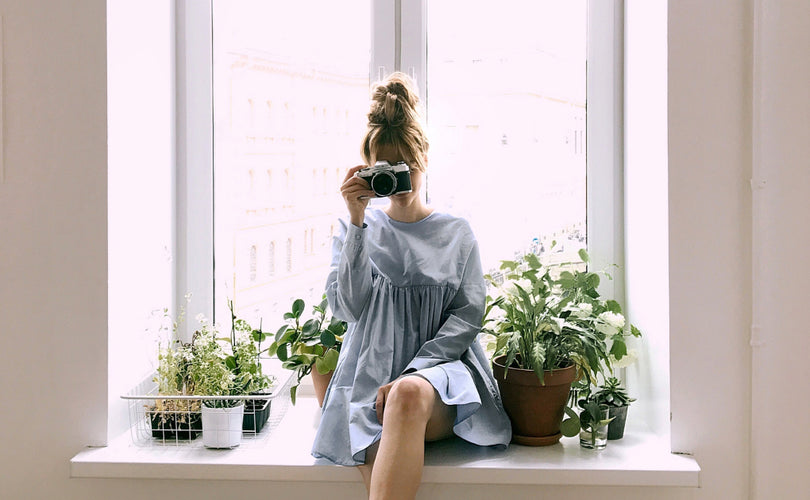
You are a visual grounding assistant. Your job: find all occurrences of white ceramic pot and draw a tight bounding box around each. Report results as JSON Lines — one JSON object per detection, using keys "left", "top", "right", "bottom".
{"left": 202, "top": 403, "right": 244, "bottom": 448}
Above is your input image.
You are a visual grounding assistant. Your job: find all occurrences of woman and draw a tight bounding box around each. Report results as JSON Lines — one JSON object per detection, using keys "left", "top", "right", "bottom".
{"left": 311, "top": 73, "right": 511, "bottom": 500}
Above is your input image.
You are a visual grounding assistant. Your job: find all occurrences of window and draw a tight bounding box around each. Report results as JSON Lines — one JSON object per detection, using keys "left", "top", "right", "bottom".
{"left": 105, "top": 0, "right": 646, "bottom": 451}
{"left": 212, "top": 0, "right": 371, "bottom": 324}
{"left": 207, "top": 0, "right": 617, "bottom": 329}
{"left": 178, "top": 0, "right": 624, "bottom": 378}
{"left": 425, "top": 0, "right": 587, "bottom": 273}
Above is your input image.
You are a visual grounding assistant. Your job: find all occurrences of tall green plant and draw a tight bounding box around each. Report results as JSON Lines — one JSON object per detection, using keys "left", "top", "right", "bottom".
{"left": 268, "top": 295, "right": 346, "bottom": 404}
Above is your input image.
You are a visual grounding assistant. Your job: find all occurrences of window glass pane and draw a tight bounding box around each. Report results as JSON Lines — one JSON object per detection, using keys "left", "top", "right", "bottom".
{"left": 213, "top": 0, "right": 371, "bottom": 323}
{"left": 426, "top": 0, "right": 587, "bottom": 276}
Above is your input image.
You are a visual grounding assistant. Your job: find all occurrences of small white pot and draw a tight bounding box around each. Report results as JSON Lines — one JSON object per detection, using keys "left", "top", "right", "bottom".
{"left": 202, "top": 403, "right": 244, "bottom": 448}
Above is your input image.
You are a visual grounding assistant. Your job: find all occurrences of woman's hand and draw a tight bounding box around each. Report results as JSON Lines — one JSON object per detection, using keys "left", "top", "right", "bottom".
{"left": 341, "top": 165, "right": 375, "bottom": 227}
{"left": 375, "top": 379, "right": 396, "bottom": 425}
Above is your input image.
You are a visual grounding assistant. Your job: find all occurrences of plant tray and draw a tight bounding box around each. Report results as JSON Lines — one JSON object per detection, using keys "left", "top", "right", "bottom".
{"left": 243, "top": 398, "right": 271, "bottom": 434}
{"left": 121, "top": 366, "right": 294, "bottom": 447}
{"left": 148, "top": 405, "right": 202, "bottom": 441}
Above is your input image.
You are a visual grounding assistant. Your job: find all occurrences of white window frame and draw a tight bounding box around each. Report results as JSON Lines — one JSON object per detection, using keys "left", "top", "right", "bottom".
{"left": 177, "top": 0, "right": 625, "bottom": 344}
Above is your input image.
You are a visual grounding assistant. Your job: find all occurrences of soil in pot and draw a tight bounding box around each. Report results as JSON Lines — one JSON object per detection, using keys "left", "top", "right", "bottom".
{"left": 148, "top": 400, "right": 202, "bottom": 441}
{"left": 492, "top": 355, "right": 577, "bottom": 446}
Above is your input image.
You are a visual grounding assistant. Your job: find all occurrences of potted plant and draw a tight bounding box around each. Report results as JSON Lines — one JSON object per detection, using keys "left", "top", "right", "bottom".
{"left": 148, "top": 303, "right": 202, "bottom": 441}
{"left": 268, "top": 295, "right": 346, "bottom": 406}
{"left": 150, "top": 342, "right": 201, "bottom": 441}
{"left": 225, "top": 301, "right": 276, "bottom": 434}
{"left": 576, "top": 390, "right": 613, "bottom": 450}
{"left": 483, "top": 249, "right": 641, "bottom": 446}
{"left": 185, "top": 324, "right": 244, "bottom": 448}
{"left": 594, "top": 376, "right": 636, "bottom": 440}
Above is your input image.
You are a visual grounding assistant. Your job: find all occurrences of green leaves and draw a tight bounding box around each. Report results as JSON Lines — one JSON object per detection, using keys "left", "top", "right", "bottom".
{"left": 525, "top": 252, "right": 542, "bottom": 270}
{"left": 320, "top": 330, "right": 337, "bottom": 348}
{"left": 292, "top": 299, "right": 305, "bottom": 319}
{"left": 315, "top": 348, "right": 339, "bottom": 375}
{"left": 271, "top": 294, "right": 346, "bottom": 404}
{"left": 561, "top": 406, "right": 581, "bottom": 437}
{"left": 609, "top": 338, "right": 627, "bottom": 359}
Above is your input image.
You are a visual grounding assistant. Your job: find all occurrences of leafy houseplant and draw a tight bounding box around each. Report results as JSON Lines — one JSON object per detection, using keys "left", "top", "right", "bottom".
{"left": 268, "top": 295, "right": 346, "bottom": 405}
{"left": 226, "top": 301, "right": 276, "bottom": 433}
{"left": 183, "top": 307, "right": 274, "bottom": 448}
{"left": 577, "top": 391, "right": 613, "bottom": 450}
{"left": 594, "top": 376, "right": 636, "bottom": 440}
{"left": 483, "top": 249, "right": 641, "bottom": 445}
{"left": 151, "top": 342, "right": 201, "bottom": 440}
{"left": 149, "top": 304, "right": 201, "bottom": 441}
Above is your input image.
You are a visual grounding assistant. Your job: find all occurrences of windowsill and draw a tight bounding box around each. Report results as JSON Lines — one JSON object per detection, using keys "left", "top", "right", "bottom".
{"left": 71, "top": 396, "right": 699, "bottom": 487}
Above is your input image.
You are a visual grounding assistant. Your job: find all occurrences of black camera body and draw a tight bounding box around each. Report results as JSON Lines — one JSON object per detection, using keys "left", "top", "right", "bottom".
{"left": 357, "top": 161, "right": 412, "bottom": 197}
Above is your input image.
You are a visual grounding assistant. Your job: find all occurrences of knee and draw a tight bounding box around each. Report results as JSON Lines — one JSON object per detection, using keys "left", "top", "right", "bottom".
{"left": 386, "top": 376, "right": 434, "bottom": 421}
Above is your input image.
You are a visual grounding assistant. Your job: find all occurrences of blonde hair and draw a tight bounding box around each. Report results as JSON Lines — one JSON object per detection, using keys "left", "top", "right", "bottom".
{"left": 361, "top": 72, "right": 429, "bottom": 172}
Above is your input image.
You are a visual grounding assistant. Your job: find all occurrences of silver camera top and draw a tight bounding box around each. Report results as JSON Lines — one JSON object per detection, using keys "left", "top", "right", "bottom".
{"left": 370, "top": 160, "right": 410, "bottom": 173}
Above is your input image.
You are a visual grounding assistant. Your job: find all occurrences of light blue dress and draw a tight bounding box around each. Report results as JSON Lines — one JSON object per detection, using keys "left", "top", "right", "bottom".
{"left": 311, "top": 208, "right": 512, "bottom": 466}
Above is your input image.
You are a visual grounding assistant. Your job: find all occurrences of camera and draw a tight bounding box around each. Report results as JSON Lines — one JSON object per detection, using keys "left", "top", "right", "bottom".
{"left": 357, "top": 161, "right": 412, "bottom": 197}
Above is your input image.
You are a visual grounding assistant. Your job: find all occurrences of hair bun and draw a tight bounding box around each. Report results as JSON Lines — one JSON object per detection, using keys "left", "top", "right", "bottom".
{"left": 361, "top": 72, "right": 429, "bottom": 172}
{"left": 384, "top": 92, "right": 398, "bottom": 123}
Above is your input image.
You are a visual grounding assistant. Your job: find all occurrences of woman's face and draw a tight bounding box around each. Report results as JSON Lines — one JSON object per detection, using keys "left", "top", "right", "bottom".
{"left": 374, "top": 145, "right": 425, "bottom": 206}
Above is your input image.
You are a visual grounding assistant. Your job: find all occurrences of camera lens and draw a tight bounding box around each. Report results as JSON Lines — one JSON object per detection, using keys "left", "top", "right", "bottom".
{"left": 371, "top": 172, "right": 397, "bottom": 197}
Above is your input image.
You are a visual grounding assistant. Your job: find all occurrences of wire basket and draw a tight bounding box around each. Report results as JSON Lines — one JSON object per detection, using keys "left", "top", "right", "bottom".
{"left": 121, "top": 367, "right": 294, "bottom": 447}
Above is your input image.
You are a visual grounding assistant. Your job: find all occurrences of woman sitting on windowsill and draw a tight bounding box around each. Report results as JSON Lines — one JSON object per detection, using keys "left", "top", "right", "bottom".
{"left": 311, "top": 72, "right": 511, "bottom": 500}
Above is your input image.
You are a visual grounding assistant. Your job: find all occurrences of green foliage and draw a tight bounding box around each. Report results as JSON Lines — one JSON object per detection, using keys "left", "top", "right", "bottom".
{"left": 483, "top": 250, "right": 642, "bottom": 385}
{"left": 152, "top": 299, "right": 275, "bottom": 410}
{"left": 268, "top": 294, "right": 346, "bottom": 404}
{"left": 594, "top": 376, "right": 636, "bottom": 408}
{"left": 577, "top": 389, "right": 614, "bottom": 448}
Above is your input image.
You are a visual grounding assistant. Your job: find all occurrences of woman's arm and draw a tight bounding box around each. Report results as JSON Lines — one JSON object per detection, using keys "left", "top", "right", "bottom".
{"left": 326, "top": 165, "right": 376, "bottom": 322}
{"left": 325, "top": 219, "right": 373, "bottom": 323}
{"left": 401, "top": 239, "right": 486, "bottom": 373}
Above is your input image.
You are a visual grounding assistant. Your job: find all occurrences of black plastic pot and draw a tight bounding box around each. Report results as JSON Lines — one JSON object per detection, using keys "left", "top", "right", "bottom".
{"left": 607, "top": 405, "right": 629, "bottom": 440}
{"left": 243, "top": 398, "right": 271, "bottom": 433}
{"left": 149, "top": 410, "right": 202, "bottom": 441}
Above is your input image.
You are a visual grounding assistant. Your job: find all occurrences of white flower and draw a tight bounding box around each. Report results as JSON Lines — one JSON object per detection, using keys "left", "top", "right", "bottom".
{"left": 610, "top": 348, "right": 639, "bottom": 368}
{"left": 195, "top": 313, "right": 208, "bottom": 324}
{"left": 501, "top": 278, "right": 532, "bottom": 297}
{"left": 572, "top": 302, "right": 593, "bottom": 318}
{"left": 596, "top": 311, "right": 625, "bottom": 335}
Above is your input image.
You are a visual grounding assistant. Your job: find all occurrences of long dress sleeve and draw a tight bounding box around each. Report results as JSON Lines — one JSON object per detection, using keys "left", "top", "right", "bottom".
{"left": 325, "top": 220, "right": 373, "bottom": 323}
{"left": 401, "top": 238, "right": 486, "bottom": 374}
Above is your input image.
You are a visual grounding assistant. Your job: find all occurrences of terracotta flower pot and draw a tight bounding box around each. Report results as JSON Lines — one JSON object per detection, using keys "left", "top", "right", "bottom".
{"left": 492, "top": 354, "right": 578, "bottom": 446}
{"left": 311, "top": 368, "right": 335, "bottom": 407}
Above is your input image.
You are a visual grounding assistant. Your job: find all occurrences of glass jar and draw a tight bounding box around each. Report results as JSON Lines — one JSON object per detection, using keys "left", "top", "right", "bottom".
{"left": 579, "top": 406, "right": 610, "bottom": 450}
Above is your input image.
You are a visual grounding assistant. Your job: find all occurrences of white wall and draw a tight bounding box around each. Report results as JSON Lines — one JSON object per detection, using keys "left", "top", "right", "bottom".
{"left": 1, "top": 0, "right": 808, "bottom": 499}
{"left": 0, "top": 1, "right": 109, "bottom": 499}
{"left": 749, "top": 1, "right": 810, "bottom": 498}
{"left": 667, "top": 1, "right": 752, "bottom": 499}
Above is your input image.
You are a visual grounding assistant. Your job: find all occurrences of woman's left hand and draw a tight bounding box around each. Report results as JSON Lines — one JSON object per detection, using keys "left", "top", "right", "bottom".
{"left": 375, "top": 380, "right": 396, "bottom": 424}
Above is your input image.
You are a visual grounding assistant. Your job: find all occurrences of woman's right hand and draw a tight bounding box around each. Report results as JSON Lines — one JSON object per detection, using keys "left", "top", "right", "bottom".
{"left": 341, "top": 165, "right": 375, "bottom": 227}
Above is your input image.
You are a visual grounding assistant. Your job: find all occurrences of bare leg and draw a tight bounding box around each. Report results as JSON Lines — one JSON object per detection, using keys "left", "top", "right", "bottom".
{"left": 358, "top": 441, "right": 379, "bottom": 493}
{"left": 368, "top": 376, "right": 455, "bottom": 500}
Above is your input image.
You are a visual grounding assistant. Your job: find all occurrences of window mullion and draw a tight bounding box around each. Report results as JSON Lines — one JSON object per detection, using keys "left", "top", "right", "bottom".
{"left": 586, "top": 0, "right": 625, "bottom": 304}
{"left": 371, "top": 0, "right": 398, "bottom": 82}
{"left": 175, "top": 0, "right": 214, "bottom": 337}
{"left": 398, "top": 0, "right": 427, "bottom": 96}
